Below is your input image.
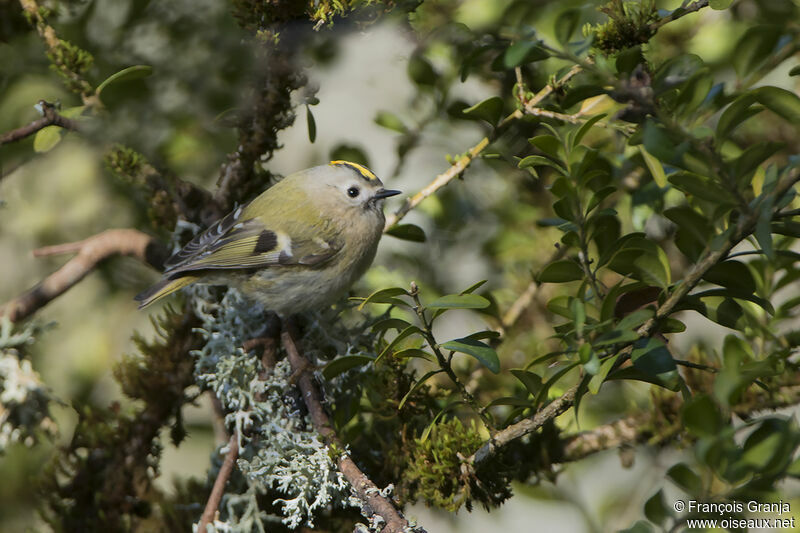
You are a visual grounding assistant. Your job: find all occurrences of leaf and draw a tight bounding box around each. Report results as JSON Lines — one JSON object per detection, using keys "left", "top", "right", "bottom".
{"left": 664, "top": 205, "right": 713, "bottom": 261}
{"left": 518, "top": 155, "right": 567, "bottom": 175}
{"left": 572, "top": 113, "right": 607, "bottom": 148}
{"left": 441, "top": 338, "right": 500, "bottom": 373}
{"left": 709, "top": 0, "right": 733, "bottom": 8}
{"left": 502, "top": 41, "right": 548, "bottom": 69}
{"left": 33, "top": 126, "right": 63, "bottom": 153}
{"left": 528, "top": 135, "right": 562, "bottom": 159}
{"left": 716, "top": 93, "right": 760, "bottom": 140}
{"left": 667, "top": 463, "right": 703, "bottom": 493}
{"left": 693, "top": 288, "right": 774, "bottom": 315}
{"left": 639, "top": 146, "right": 667, "bottom": 187}
{"left": 668, "top": 171, "right": 738, "bottom": 205}
{"left": 427, "top": 293, "right": 490, "bottom": 309}
{"left": 306, "top": 105, "right": 316, "bottom": 143}
{"left": 630, "top": 337, "right": 679, "bottom": 389}
{"left": 322, "top": 355, "right": 374, "bottom": 380}
{"left": 753, "top": 86, "right": 800, "bottom": 124}
{"left": 644, "top": 490, "right": 670, "bottom": 526}
{"left": 374, "top": 111, "right": 407, "bottom": 133}
{"left": 554, "top": 8, "right": 581, "bottom": 44}
{"left": 385, "top": 224, "right": 426, "bottom": 242}
{"left": 755, "top": 193, "right": 775, "bottom": 260}
{"left": 462, "top": 96, "right": 504, "bottom": 126}
{"left": 733, "top": 26, "right": 780, "bottom": 79}
{"left": 392, "top": 348, "right": 433, "bottom": 361}
{"left": 510, "top": 369, "right": 542, "bottom": 396}
{"left": 408, "top": 53, "right": 437, "bottom": 86}
{"left": 398, "top": 369, "right": 443, "bottom": 410}
{"left": 371, "top": 318, "right": 412, "bottom": 335}
{"left": 460, "top": 280, "right": 488, "bottom": 295}
{"left": 537, "top": 260, "right": 584, "bottom": 283}
{"left": 375, "top": 325, "right": 423, "bottom": 363}
{"left": 95, "top": 65, "right": 153, "bottom": 96}
{"left": 682, "top": 394, "right": 723, "bottom": 437}
{"left": 588, "top": 354, "right": 619, "bottom": 394}
{"left": 702, "top": 260, "right": 756, "bottom": 293}
{"left": 358, "top": 287, "right": 410, "bottom": 310}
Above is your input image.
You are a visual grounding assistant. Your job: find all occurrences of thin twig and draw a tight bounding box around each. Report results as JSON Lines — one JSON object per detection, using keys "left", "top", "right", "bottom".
{"left": 197, "top": 432, "right": 240, "bottom": 532}
{"left": 0, "top": 100, "right": 80, "bottom": 146}
{"left": 280, "top": 320, "right": 419, "bottom": 533}
{"left": 0, "top": 229, "right": 166, "bottom": 323}
{"left": 649, "top": 0, "right": 710, "bottom": 32}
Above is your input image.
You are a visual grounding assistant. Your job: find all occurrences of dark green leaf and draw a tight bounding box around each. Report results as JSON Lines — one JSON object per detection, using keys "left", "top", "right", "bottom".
{"left": 371, "top": 318, "right": 412, "bottom": 335}
{"left": 376, "top": 325, "right": 424, "bottom": 363}
{"left": 408, "top": 53, "right": 437, "bottom": 86}
{"left": 463, "top": 96, "right": 504, "bottom": 125}
{"left": 306, "top": 105, "right": 316, "bottom": 143}
{"left": 716, "top": 93, "right": 760, "bottom": 140}
{"left": 644, "top": 490, "right": 670, "bottom": 526}
{"left": 702, "top": 260, "right": 756, "bottom": 293}
{"left": 668, "top": 171, "right": 738, "bottom": 204}
{"left": 358, "top": 287, "right": 410, "bottom": 310}
{"left": 427, "top": 293, "right": 491, "bottom": 310}
{"left": 385, "top": 223, "right": 426, "bottom": 242}
{"left": 754, "top": 86, "right": 800, "bottom": 124}
{"left": 667, "top": 463, "right": 703, "bottom": 493}
{"left": 682, "top": 394, "right": 723, "bottom": 437}
{"left": 322, "top": 355, "right": 374, "bottom": 380}
{"left": 441, "top": 338, "right": 500, "bottom": 373}
{"left": 510, "top": 369, "right": 543, "bottom": 396}
{"left": 572, "top": 114, "right": 607, "bottom": 148}
{"left": 554, "top": 8, "right": 581, "bottom": 43}
{"left": 518, "top": 155, "right": 567, "bottom": 175}
{"left": 733, "top": 26, "right": 780, "bottom": 78}
{"left": 502, "top": 41, "right": 549, "bottom": 69}
{"left": 398, "top": 369, "right": 443, "bottom": 410}
{"left": 460, "top": 280, "right": 488, "bottom": 295}
{"left": 664, "top": 205, "right": 714, "bottom": 261}
{"left": 538, "top": 260, "right": 584, "bottom": 283}
{"left": 95, "top": 65, "right": 153, "bottom": 96}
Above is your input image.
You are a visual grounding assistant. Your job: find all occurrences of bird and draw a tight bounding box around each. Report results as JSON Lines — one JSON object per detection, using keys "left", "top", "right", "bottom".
{"left": 135, "top": 161, "right": 401, "bottom": 315}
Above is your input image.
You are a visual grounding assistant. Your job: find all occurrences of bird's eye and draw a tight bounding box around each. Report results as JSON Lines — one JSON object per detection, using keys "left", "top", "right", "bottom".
{"left": 347, "top": 186, "right": 360, "bottom": 198}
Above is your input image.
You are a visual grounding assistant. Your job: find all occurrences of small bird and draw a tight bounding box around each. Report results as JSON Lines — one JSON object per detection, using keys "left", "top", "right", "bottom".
{"left": 136, "top": 161, "right": 401, "bottom": 314}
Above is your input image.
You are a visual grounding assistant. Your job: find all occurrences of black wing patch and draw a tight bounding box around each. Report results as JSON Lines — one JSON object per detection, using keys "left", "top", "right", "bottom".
{"left": 253, "top": 230, "right": 278, "bottom": 254}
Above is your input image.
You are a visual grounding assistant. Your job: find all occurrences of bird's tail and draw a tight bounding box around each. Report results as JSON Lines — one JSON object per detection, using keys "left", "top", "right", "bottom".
{"left": 135, "top": 275, "right": 198, "bottom": 309}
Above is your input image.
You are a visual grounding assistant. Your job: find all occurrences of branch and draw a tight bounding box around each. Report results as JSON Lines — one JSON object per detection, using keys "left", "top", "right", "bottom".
{"left": 0, "top": 100, "right": 79, "bottom": 146}
{"left": 649, "top": 0, "right": 710, "bottom": 32}
{"left": 197, "top": 432, "right": 240, "bottom": 532}
{"left": 466, "top": 170, "right": 800, "bottom": 468}
{"left": 0, "top": 229, "right": 166, "bottom": 323}
{"left": 280, "top": 321, "right": 420, "bottom": 533}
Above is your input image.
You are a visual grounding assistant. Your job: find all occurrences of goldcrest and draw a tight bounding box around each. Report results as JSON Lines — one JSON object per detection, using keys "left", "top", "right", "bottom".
{"left": 136, "top": 161, "right": 400, "bottom": 315}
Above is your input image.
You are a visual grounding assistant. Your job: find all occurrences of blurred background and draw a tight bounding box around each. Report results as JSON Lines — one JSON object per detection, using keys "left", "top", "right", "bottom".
{"left": 2, "top": 0, "right": 799, "bottom": 530}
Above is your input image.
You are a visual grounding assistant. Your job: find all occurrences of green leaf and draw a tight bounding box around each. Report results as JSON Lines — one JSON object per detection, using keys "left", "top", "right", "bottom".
{"left": 427, "top": 293, "right": 490, "bottom": 310}
{"left": 518, "top": 155, "right": 567, "bottom": 175}
{"left": 694, "top": 288, "right": 774, "bottom": 315}
{"left": 639, "top": 146, "right": 667, "bottom": 187}
{"left": 716, "top": 93, "right": 760, "bottom": 140}
{"left": 572, "top": 113, "right": 607, "bottom": 148}
{"left": 322, "top": 355, "right": 374, "bottom": 380}
{"left": 667, "top": 463, "right": 703, "bottom": 493}
{"left": 753, "top": 86, "right": 800, "bottom": 124}
{"left": 664, "top": 205, "right": 713, "bottom": 261}
{"left": 371, "top": 318, "right": 412, "bottom": 335}
{"left": 95, "top": 65, "right": 153, "bottom": 96}
{"left": 408, "top": 53, "right": 437, "bottom": 86}
{"left": 463, "top": 96, "right": 504, "bottom": 126}
{"left": 398, "top": 369, "right": 443, "bottom": 410}
{"left": 385, "top": 223, "right": 426, "bottom": 242}
{"left": 755, "top": 193, "right": 775, "bottom": 260}
{"left": 733, "top": 26, "right": 780, "bottom": 79}
{"left": 392, "top": 348, "right": 433, "bottom": 361}
{"left": 709, "top": 0, "right": 733, "bottom": 9}
{"left": 510, "top": 369, "right": 542, "bottom": 396}
{"left": 528, "top": 135, "right": 562, "bottom": 159}
{"left": 630, "top": 337, "right": 679, "bottom": 389}
{"left": 374, "top": 111, "right": 407, "bottom": 133}
{"left": 668, "top": 171, "right": 738, "bottom": 204}
{"left": 460, "top": 280, "right": 488, "bottom": 295}
{"left": 33, "top": 126, "right": 63, "bottom": 153}
{"left": 502, "top": 41, "right": 548, "bottom": 69}
{"left": 375, "top": 325, "right": 423, "bottom": 363}
{"left": 644, "top": 490, "right": 670, "bottom": 526}
{"left": 306, "top": 105, "right": 316, "bottom": 143}
{"left": 538, "top": 260, "right": 584, "bottom": 283}
{"left": 358, "top": 287, "right": 410, "bottom": 310}
{"left": 441, "top": 338, "right": 500, "bottom": 373}
{"left": 702, "top": 260, "right": 756, "bottom": 293}
{"left": 588, "top": 354, "right": 619, "bottom": 394}
{"left": 554, "top": 8, "right": 581, "bottom": 44}
{"left": 682, "top": 394, "right": 723, "bottom": 437}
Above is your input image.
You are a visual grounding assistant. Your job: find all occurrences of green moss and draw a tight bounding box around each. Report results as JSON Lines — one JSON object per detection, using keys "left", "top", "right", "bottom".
{"left": 592, "top": 0, "right": 659, "bottom": 55}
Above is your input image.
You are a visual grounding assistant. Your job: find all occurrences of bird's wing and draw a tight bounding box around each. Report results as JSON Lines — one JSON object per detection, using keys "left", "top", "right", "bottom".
{"left": 163, "top": 205, "right": 341, "bottom": 276}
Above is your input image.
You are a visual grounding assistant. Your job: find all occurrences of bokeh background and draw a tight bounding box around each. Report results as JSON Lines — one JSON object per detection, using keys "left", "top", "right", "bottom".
{"left": 2, "top": 0, "right": 800, "bottom": 531}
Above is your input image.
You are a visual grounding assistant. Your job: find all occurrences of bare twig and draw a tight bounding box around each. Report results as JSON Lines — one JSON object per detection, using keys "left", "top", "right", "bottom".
{"left": 0, "top": 100, "right": 80, "bottom": 146}
{"left": 197, "top": 432, "right": 240, "bottom": 532}
{"left": 280, "top": 321, "right": 419, "bottom": 533}
{"left": 649, "top": 0, "right": 710, "bottom": 32}
{"left": 0, "top": 229, "right": 166, "bottom": 323}
{"left": 466, "top": 170, "right": 800, "bottom": 468}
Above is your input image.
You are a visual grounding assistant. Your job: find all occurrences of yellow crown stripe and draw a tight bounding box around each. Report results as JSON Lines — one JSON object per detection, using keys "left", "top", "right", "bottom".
{"left": 329, "top": 160, "right": 378, "bottom": 181}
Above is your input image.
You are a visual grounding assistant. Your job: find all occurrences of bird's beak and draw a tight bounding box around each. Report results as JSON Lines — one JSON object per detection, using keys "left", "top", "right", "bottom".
{"left": 374, "top": 189, "right": 402, "bottom": 199}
